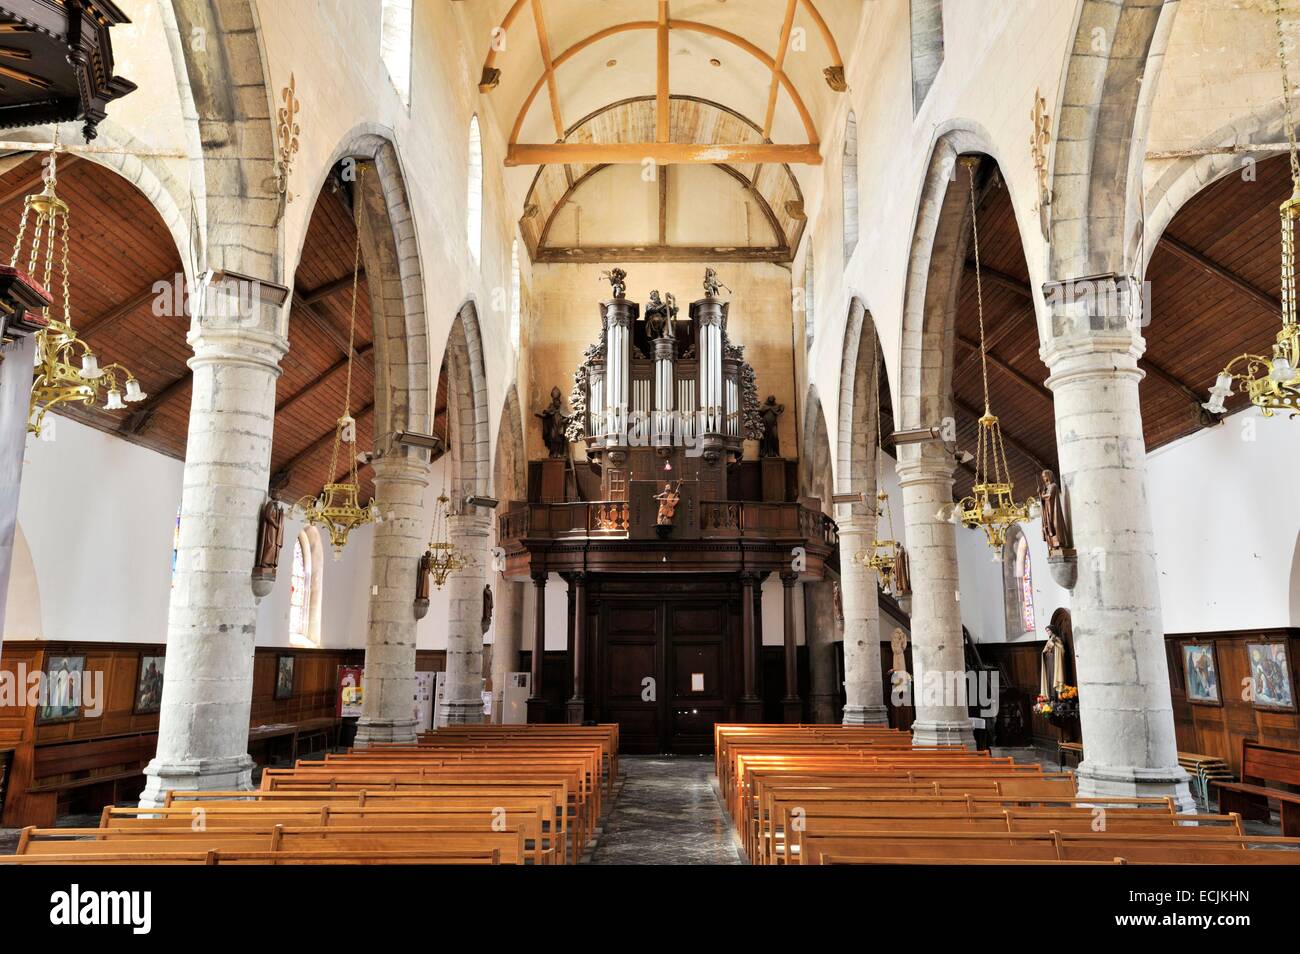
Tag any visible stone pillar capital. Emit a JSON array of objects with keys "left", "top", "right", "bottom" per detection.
[
  {"left": 1041, "top": 331, "right": 1147, "bottom": 390},
  {"left": 895, "top": 452, "right": 955, "bottom": 489},
  {"left": 368, "top": 453, "right": 431, "bottom": 487},
  {"left": 186, "top": 324, "right": 288, "bottom": 376}
]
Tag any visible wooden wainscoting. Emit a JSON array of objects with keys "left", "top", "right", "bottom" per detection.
[
  {"left": 0, "top": 640, "right": 362, "bottom": 828},
  {"left": 1167, "top": 628, "right": 1300, "bottom": 776}
]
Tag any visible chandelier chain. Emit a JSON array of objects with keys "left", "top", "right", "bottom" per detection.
[
  {"left": 1278, "top": 0, "right": 1299, "bottom": 185},
  {"left": 966, "top": 161, "right": 992, "bottom": 414}
]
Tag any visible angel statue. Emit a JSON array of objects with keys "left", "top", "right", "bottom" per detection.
[{"left": 600, "top": 267, "right": 627, "bottom": 299}]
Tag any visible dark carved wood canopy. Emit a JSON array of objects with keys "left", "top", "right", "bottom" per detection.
[{"left": 0, "top": 1, "right": 136, "bottom": 141}]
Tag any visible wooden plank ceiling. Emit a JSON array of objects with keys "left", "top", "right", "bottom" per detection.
[
  {"left": 948, "top": 154, "right": 1291, "bottom": 502},
  {"left": 0, "top": 156, "right": 382, "bottom": 506}
]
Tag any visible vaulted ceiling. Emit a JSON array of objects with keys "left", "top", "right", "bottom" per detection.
[{"left": 463, "top": 0, "right": 862, "bottom": 261}]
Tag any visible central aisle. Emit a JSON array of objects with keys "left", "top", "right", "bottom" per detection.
[{"left": 587, "top": 755, "right": 744, "bottom": 865}]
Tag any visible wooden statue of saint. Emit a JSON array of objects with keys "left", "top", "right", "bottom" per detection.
[
  {"left": 892, "top": 544, "right": 912, "bottom": 597},
  {"left": 1037, "top": 468, "right": 1073, "bottom": 552},
  {"left": 758, "top": 395, "right": 784, "bottom": 458},
  {"left": 253, "top": 499, "right": 285, "bottom": 576},
  {"left": 481, "top": 583, "right": 494, "bottom": 635},
  {"left": 416, "top": 549, "right": 435, "bottom": 602},
  {"left": 535, "top": 386, "right": 570, "bottom": 459}
]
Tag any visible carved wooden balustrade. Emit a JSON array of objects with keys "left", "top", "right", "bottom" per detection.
[{"left": 498, "top": 500, "right": 836, "bottom": 545}]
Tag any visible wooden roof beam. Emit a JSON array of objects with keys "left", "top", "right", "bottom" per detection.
[
  {"left": 79, "top": 271, "right": 177, "bottom": 336},
  {"left": 955, "top": 334, "right": 1053, "bottom": 406},
  {"left": 301, "top": 270, "right": 366, "bottom": 307},
  {"left": 656, "top": 1, "right": 670, "bottom": 143},
  {"left": 506, "top": 142, "right": 822, "bottom": 166},
  {"left": 276, "top": 342, "right": 376, "bottom": 418},
  {"left": 1160, "top": 234, "right": 1280, "bottom": 317},
  {"left": 0, "top": 154, "right": 78, "bottom": 208},
  {"left": 271, "top": 400, "right": 376, "bottom": 494},
  {"left": 763, "top": 0, "right": 799, "bottom": 139},
  {"left": 953, "top": 395, "right": 1053, "bottom": 475},
  {"left": 529, "top": 0, "right": 565, "bottom": 140}
]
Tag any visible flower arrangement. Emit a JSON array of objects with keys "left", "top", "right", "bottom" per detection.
[{"left": 1034, "top": 685, "right": 1079, "bottom": 724}]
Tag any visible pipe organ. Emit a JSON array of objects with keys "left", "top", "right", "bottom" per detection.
[{"left": 568, "top": 271, "right": 761, "bottom": 505}]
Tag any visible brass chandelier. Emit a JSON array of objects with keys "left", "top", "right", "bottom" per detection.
[
  {"left": 950, "top": 158, "right": 1033, "bottom": 550},
  {"left": 423, "top": 484, "right": 465, "bottom": 590},
  {"left": 295, "top": 176, "right": 379, "bottom": 558},
  {"left": 16, "top": 147, "right": 146, "bottom": 437},
  {"left": 1204, "top": 0, "right": 1300, "bottom": 418}
]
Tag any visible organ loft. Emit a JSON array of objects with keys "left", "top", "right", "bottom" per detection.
[{"left": 499, "top": 269, "right": 839, "bottom": 752}]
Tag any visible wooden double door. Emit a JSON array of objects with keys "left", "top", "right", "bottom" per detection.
[{"left": 590, "top": 577, "right": 741, "bottom": 754}]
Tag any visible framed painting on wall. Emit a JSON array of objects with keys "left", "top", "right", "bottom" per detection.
[
  {"left": 133, "top": 654, "right": 166, "bottom": 715},
  {"left": 1182, "top": 642, "right": 1221, "bottom": 706},
  {"left": 1246, "top": 641, "right": 1295, "bottom": 711},
  {"left": 275, "top": 654, "right": 296, "bottom": 700},
  {"left": 37, "top": 655, "right": 85, "bottom": 724}
]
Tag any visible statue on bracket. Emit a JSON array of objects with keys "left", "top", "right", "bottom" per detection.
[
  {"left": 481, "top": 583, "right": 494, "bottom": 635},
  {"left": 645, "top": 289, "right": 678, "bottom": 339},
  {"left": 535, "top": 386, "right": 570, "bottom": 459},
  {"left": 414, "top": 550, "right": 434, "bottom": 620},
  {"left": 252, "top": 498, "right": 285, "bottom": 597},
  {"left": 1037, "top": 468, "right": 1073, "bottom": 553},
  {"left": 600, "top": 267, "right": 628, "bottom": 299},
  {"left": 892, "top": 544, "right": 912, "bottom": 598},
  {"left": 758, "top": 395, "right": 784, "bottom": 458}
]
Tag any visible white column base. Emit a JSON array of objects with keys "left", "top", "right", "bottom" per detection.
[
  {"left": 353, "top": 718, "right": 419, "bottom": 747},
  {"left": 138, "top": 754, "right": 255, "bottom": 808},
  {"left": 1076, "top": 760, "right": 1197, "bottom": 815},
  {"left": 439, "top": 700, "right": 486, "bottom": 725},
  {"left": 842, "top": 704, "right": 890, "bottom": 726},
  {"left": 910, "top": 718, "right": 976, "bottom": 749}
]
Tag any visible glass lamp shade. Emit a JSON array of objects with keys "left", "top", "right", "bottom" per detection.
[
  {"left": 124, "top": 378, "right": 147, "bottom": 402},
  {"left": 104, "top": 388, "right": 125, "bottom": 410},
  {"left": 80, "top": 352, "right": 103, "bottom": 379},
  {"left": 1270, "top": 356, "right": 1295, "bottom": 384}
]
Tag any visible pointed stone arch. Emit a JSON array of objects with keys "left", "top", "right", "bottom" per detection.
[
  {"left": 799, "top": 385, "right": 833, "bottom": 514},
  {"left": 439, "top": 300, "right": 492, "bottom": 511},
  {"left": 1047, "top": 0, "right": 1179, "bottom": 282}
]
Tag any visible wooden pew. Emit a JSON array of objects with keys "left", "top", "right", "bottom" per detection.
[
  {"left": 15, "top": 824, "right": 529, "bottom": 863},
  {"left": 1213, "top": 739, "right": 1300, "bottom": 836},
  {"left": 0, "top": 848, "right": 501, "bottom": 865}
]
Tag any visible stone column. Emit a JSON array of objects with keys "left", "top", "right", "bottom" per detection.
[
  {"left": 780, "top": 572, "right": 802, "bottom": 723},
  {"left": 838, "top": 523, "right": 889, "bottom": 725},
  {"left": 140, "top": 303, "right": 289, "bottom": 806},
  {"left": 738, "top": 572, "right": 762, "bottom": 722},
  {"left": 1040, "top": 303, "right": 1193, "bottom": 810},
  {"left": 488, "top": 574, "right": 525, "bottom": 717},
  {"left": 438, "top": 511, "right": 491, "bottom": 725},
  {"left": 803, "top": 579, "right": 840, "bottom": 724},
  {"left": 526, "top": 571, "right": 548, "bottom": 723},
  {"left": 895, "top": 449, "right": 974, "bottom": 748},
  {"left": 354, "top": 454, "right": 429, "bottom": 746},
  {"left": 566, "top": 572, "right": 588, "bottom": 724}
]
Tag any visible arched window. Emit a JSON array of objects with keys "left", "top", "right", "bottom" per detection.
[
  {"left": 380, "top": 0, "right": 413, "bottom": 106},
  {"left": 289, "top": 527, "right": 323, "bottom": 647},
  {"left": 1002, "top": 525, "right": 1036, "bottom": 639},
  {"left": 169, "top": 506, "right": 181, "bottom": 588},
  {"left": 467, "top": 115, "right": 483, "bottom": 265},
  {"left": 803, "top": 239, "right": 815, "bottom": 349},
  {"left": 509, "top": 238, "right": 521, "bottom": 352},
  {"left": 842, "top": 112, "right": 859, "bottom": 264}
]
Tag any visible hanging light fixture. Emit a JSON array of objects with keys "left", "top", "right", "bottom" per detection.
[
  {"left": 855, "top": 348, "right": 904, "bottom": 593},
  {"left": 422, "top": 483, "right": 465, "bottom": 590},
  {"left": 16, "top": 143, "right": 146, "bottom": 436},
  {"left": 949, "top": 157, "right": 1033, "bottom": 550},
  {"left": 1205, "top": 0, "right": 1300, "bottom": 417},
  {"left": 295, "top": 169, "right": 379, "bottom": 558}
]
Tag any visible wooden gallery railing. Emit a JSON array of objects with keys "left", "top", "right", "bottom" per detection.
[{"left": 498, "top": 501, "right": 837, "bottom": 546}]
